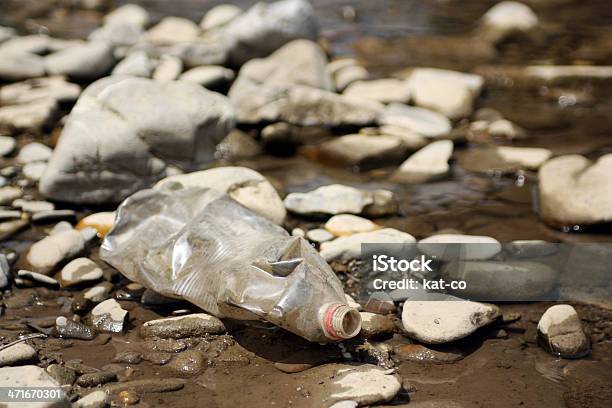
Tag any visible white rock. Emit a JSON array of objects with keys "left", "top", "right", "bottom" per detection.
[
  {"left": 320, "top": 228, "right": 416, "bottom": 262},
  {"left": 524, "top": 65, "right": 612, "bottom": 82},
  {"left": 155, "top": 166, "right": 285, "bottom": 225},
  {"left": 0, "top": 365, "right": 68, "bottom": 408},
  {"left": 144, "top": 17, "right": 200, "bottom": 44},
  {"left": 343, "top": 79, "right": 411, "bottom": 104},
  {"left": 418, "top": 234, "right": 502, "bottom": 261},
  {"left": 17, "top": 269, "right": 59, "bottom": 286},
  {"left": 317, "top": 134, "right": 406, "bottom": 167},
  {"left": 23, "top": 162, "right": 47, "bottom": 181},
  {"left": 486, "top": 119, "right": 526, "bottom": 140},
  {"left": 73, "top": 390, "right": 107, "bottom": 408},
  {"left": 13, "top": 199, "right": 54, "bottom": 213},
  {"left": 495, "top": 146, "right": 552, "bottom": 170},
  {"left": 481, "top": 1, "right": 539, "bottom": 42},
  {"left": 291, "top": 227, "right": 305, "bottom": 237},
  {"left": 112, "top": 51, "right": 154, "bottom": 77},
  {"left": 401, "top": 296, "right": 500, "bottom": 343},
  {"left": 88, "top": 21, "right": 143, "bottom": 47},
  {"left": 0, "top": 99, "right": 57, "bottom": 131},
  {"left": 104, "top": 4, "right": 150, "bottom": 28},
  {"left": 323, "top": 364, "right": 401, "bottom": 406},
  {"left": 76, "top": 212, "right": 115, "bottom": 237},
  {"left": 83, "top": 284, "right": 112, "bottom": 303},
  {"left": 329, "top": 401, "right": 358, "bottom": 408},
  {"left": 0, "top": 76, "right": 81, "bottom": 105},
  {"left": 0, "top": 186, "right": 22, "bottom": 205},
  {"left": 224, "top": 0, "right": 318, "bottom": 65},
  {"left": 179, "top": 66, "right": 235, "bottom": 88},
  {"left": 0, "top": 343, "right": 38, "bottom": 367},
  {"left": 152, "top": 54, "right": 183, "bottom": 81},
  {"left": 60, "top": 258, "right": 103, "bottom": 287},
  {"left": 0, "top": 136, "right": 16, "bottom": 157},
  {"left": 200, "top": 4, "right": 242, "bottom": 31},
  {"left": 393, "top": 140, "right": 453, "bottom": 183},
  {"left": 39, "top": 76, "right": 235, "bottom": 204},
  {"left": 538, "top": 154, "right": 612, "bottom": 227},
  {"left": 44, "top": 41, "right": 115, "bottom": 80},
  {"left": 325, "top": 214, "right": 379, "bottom": 237},
  {"left": 91, "top": 298, "right": 128, "bottom": 333},
  {"left": 407, "top": 68, "right": 483, "bottom": 119},
  {"left": 0, "top": 26, "right": 15, "bottom": 44},
  {"left": 26, "top": 229, "right": 86, "bottom": 274},
  {"left": 306, "top": 228, "right": 334, "bottom": 243},
  {"left": 537, "top": 304, "right": 590, "bottom": 358},
  {"left": 0, "top": 49, "right": 45, "bottom": 81},
  {"left": 378, "top": 125, "right": 428, "bottom": 150},
  {"left": 380, "top": 104, "right": 451, "bottom": 138},
  {"left": 284, "top": 184, "right": 372, "bottom": 216},
  {"left": 334, "top": 65, "right": 369, "bottom": 92}
]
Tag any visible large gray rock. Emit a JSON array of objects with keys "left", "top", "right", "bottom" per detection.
[
  {"left": 538, "top": 154, "right": 612, "bottom": 228},
  {"left": 44, "top": 41, "right": 115, "bottom": 80},
  {"left": 224, "top": 0, "right": 318, "bottom": 65},
  {"left": 40, "top": 76, "right": 234, "bottom": 204}
]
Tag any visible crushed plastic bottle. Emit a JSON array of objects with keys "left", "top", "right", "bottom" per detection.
[{"left": 100, "top": 184, "right": 361, "bottom": 342}]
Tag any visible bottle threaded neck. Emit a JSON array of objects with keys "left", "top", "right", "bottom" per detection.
[{"left": 320, "top": 303, "right": 362, "bottom": 340}]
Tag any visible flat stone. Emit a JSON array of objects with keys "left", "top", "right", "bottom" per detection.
[
  {"left": 537, "top": 304, "right": 590, "bottom": 359},
  {"left": 380, "top": 104, "right": 451, "bottom": 138},
  {"left": 26, "top": 229, "right": 86, "bottom": 274},
  {"left": 306, "top": 228, "right": 334, "bottom": 243},
  {"left": 155, "top": 166, "right": 285, "bottom": 225},
  {"left": 480, "top": 1, "right": 539, "bottom": 42},
  {"left": 507, "top": 240, "right": 558, "bottom": 258},
  {"left": 284, "top": 184, "right": 395, "bottom": 217},
  {"left": 317, "top": 134, "right": 406, "bottom": 168},
  {"left": 343, "top": 79, "right": 411, "bottom": 104},
  {"left": 418, "top": 233, "right": 501, "bottom": 261},
  {"left": 16, "top": 142, "right": 52, "bottom": 164},
  {"left": 90, "top": 299, "right": 128, "bottom": 333},
  {"left": 0, "top": 343, "right": 38, "bottom": 367},
  {"left": 538, "top": 154, "right": 612, "bottom": 227},
  {"left": 167, "top": 350, "right": 206, "bottom": 376},
  {"left": 140, "top": 313, "right": 226, "bottom": 339},
  {"left": 32, "top": 210, "right": 76, "bottom": 224},
  {"left": 101, "top": 378, "right": 185, "bottom": 395},
  {"left": 223, "top": 0, "right": 318, "bottom": 65},
  {"left": 39, "top": 76, "right": 235, "bottom": 204},
  {"left": 60, "top": 258, "right": 103, "bottom": 287},
  {"left": 0, "top": 210, "right": 21, "bottom": 220},
  {"left": 17, "top": 270, "right": 59, "bottom": 286},
  {"left": 89, "top": 21, "right": 144, "bottom": 48},
  {"left": 0, "top": 365, "right": 69, "bottom": 407},
  {"left": 0, "top": 76, "right": 81, "bottom": 105},
  {"left": 442, "top": 260, "right": 559, "bottom": 301},
  {"left": 0, "top": 49, "right": 45, "bottom": 81},
  {"left": 44, "top": 41, "right": 115, "bottom": 80},
  {"left": 0, "top": 136, "right": 16, "bottom": 157},
  {"left": 407, "top": 68, "right": 483, "bottom": 119},
  {"left": 0, "top": 187, "right": 22, "bottom": 205},
  {"left": 0, "top": 100, "right": 57, "bottom": 131},
  {"left": 46, "top": 364, "right": 76, "bottom": 386},
  {"left": 76, "top": 371, "right": 117, "bottom": 387},
  {"left": 524, "top": 65, "right": 612, "bottom": 82},
  {"left": 359, "top": 312, "right": 395, "bottom": 339},
  {"left": 144, "top": 17, "right": 200, "bottom": 45},
  {"left": 0, "top": 219, "right": 28, "bottom": 241},
  {"left": 13, "top": 199, "right": 55, "bottom": 213},
  {"left": 401, "top": 294, "right": 500, "bottom": 344},
  {"left": 73, "top": 390, "right": 107, "bottom": 408},
  {"left": 378, "top": 125, "right": 428, "bottom": 151},
  {"left": 179, "top": 65, "right": 235, "bottom": 89},
  {"left": 393, "top": 140, "right": 453, "bottom": 183},
  {"left": 104, "top": 4, "right": 149, "bottom": 28},
  {"left": 200, "top": 4, "right": 242, "bottom": 31},
  {"left": 23, "top": 162, "right": 47, "bottom": 180},
  {"left": 83, "top": 283, "right": 112, "bottom": 303},
  {"left": 320, "top": 228, "right": 416, "bottom": 262},
  {"left": 325, "top": 214, "right": 379, "bottom": 237},
  {"left": 333, "top": 64, "right": 369, "bottom": 92},
  {"left": 393, "top": 343, "right": 464, "bottom": 364}
]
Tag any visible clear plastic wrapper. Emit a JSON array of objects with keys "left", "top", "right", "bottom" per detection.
[{"left": 100, "top": 184, "right": 361, "bottom": 342}]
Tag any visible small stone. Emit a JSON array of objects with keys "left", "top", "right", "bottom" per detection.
[
  {"left": 13, "top": 199, "right": 55, "bottom": 213},
  {"left": 0, "top": 343, "right": 38, "bottom": 367},
  {"left": 393, "top": 343, "right": 464, "bottom": 364},
  {"left": 329, "top": 401, "right": 358, "bottom": 408},
  {"left": 0, "top": 136, "right": 16, "bottom": 156},
  {"left": 359, "top": 312, "right": 395, "bottom": 339},
  {"left": 334, "top": 64, "right": 369, "bottom": 92},
  {"left": 306, "top": 228, "right": 334, "bottom": 243},
  {"left": 377, "top": 125, "right": 428, "bottom": 151},
  {"left": 55, "top": 316, "right": 96, "bottom": 340},
  {"left": 167, "top": 350, "right": 206, "bottom": 376},
  {"left": 325, "top": 214, "right": 379, "bottom": 236},
  {"left": 112, "top": 351, "right": 142, "bottom": 365},
  {"left": 90, "top": 299, "right": 128, "bottom": 333},
  {"left": 507, "top": 240, "right": 558, "bottom": 258},
  {"left": 26, "top": 229, "right": 86, "bottom": 274},
  {"left": 46, "top": 364, "right": 76, "bottom": 386},
  {"left": 538, "top": 154, "right": 612, "bottom": 227},
  {"left": 145, "top": 17, "right": 200, "bottom": 45},
  {"left": 44, "top": 41, "right": 115, "bottom": 80},
  {"left": 17, "top": 269, "right": 59, "bottom": 286},
  {"left": 343, "top": 79, "right": 411, "bottom": 104},
  {"left": 393, "top": 140, "right": 453, "bottom": 183},
  {"left": 0, "top": 186, "right": 22, "bottom": 205},
  {"left": 140, "top": 313, "right": 226, "bottom": 339},
  {"left": 76, "top": 212, "right": 115, "bottom": 238},
  {"left": 0, "top": 76, "right": 81, "bottom": 105},
  {"left": 488, "top": 119, "right": 526, "bottom": 140},
  {"left": 83, "top": 283, "right": 112, "bottom": 303},
  {"left": 480, "top": 1, "right": 539, "bottom": 43},
  {"left": 537, "top": 305, "right": 590, "bottom": 359},
  {"left": 380, "top": 104, "right": 451, "bottom": 139},
  {"left": 104, "top": 4, "right": 149, "bottom": 28},
  {"left": 200, "top": 4, "right": 242, "bottom": 31},
  {"left": 142, "top": 352, "right": 172, "bottom": 365},
  {"left": 152, "top": 55, "right": 183, "bottom": 81},
  {"left": 179, "top": 65, "right": 235, "bottom": 88},
  {"left": 401, "top": 294, "right": 500, "bottom": 344},
  {"left": 60, "top": 258, "right": 103, "bottom": 287},
  {"left": 317, "top": 134, "right": 406, "bottom": 168},
  {"left": 32, "top": 210, "right": 76, "bottom": 224},
  {"left": 16, "top": 142, "right": 52, "bottom": 164},
  {"left": 320, "top": 229, "right": 416, "bottom": 262},
  {"left": 0, "top": 210, "right": 22, "bottom": 221},
  {"left": 22, "top": 162, "right": 47, "bottom": 181},
  {"left": 73, "top": 389, "right": 108, "bottom": 408},
  {"left": 418, "top": 234, "right": 501, "bottom": 261},
  {"left": 112, "top": 51, "right": 153, "bottom": 77},
  {"left": 77, "top": 371, "right": 117, "bottom": 387},
  {"left": 0, "top": 365, "right": 69, "bottom": 406},
  {"left": 215, "top": 129, "right": 261, "bottom": 161},
  {"left": 0, "top": 219, "right": 28, "bottom": 241},
  {"left": 117, "top": 390, "right": 139, "bottom": 406}
]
